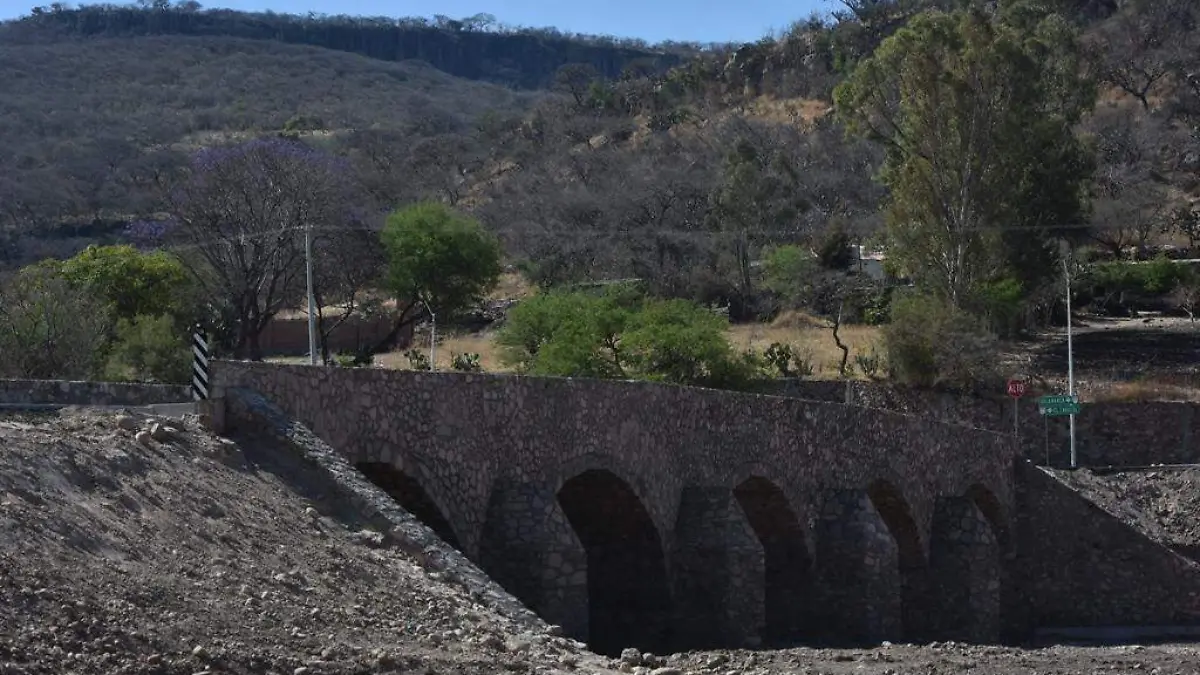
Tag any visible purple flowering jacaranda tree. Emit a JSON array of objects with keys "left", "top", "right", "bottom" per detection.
[{"left": 166, "top": 137, "right": 366, "bottom": 360}]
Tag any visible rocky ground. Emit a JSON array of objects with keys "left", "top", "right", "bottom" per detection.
[
  {"left": 1055, "top": 466, "right": 1200, "bottom": 560},
  {"left": 3, "top": 408, "right": 1200, "bottom": 675}
]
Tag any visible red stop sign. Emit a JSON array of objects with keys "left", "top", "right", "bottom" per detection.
[{"left": 1007, "top": 379, "right": 1027, "bottom": 398}]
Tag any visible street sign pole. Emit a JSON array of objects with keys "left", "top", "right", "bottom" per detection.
[
  {"left": 1006, "top": 377, "right": 1027, "bottom": 451},
  {"left": 1064, "top": 255, "right": 1077, "bottom": 469}
]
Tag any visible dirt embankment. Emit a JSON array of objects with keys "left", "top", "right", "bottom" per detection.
[
  {"left": 0, "top": 409, "right": 604, "bottom": 675},
  {"left": 3, "top": 408, "right": 1200, "bottom": 675},
  {"left": 1054, "top": 466, "right": 1200, "bottom": 559}
]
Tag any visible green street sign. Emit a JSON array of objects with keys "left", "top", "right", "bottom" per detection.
[{"left": 1038, "top": 394, "right": 1081, "bottom": 417}]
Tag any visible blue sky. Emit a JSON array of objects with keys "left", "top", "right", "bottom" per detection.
[{"left": 0, "top": 0, "right": 837, "bottom": 44}]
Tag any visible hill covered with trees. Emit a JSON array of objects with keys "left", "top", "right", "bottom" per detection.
[
  {"left": 1, "top": 0, "right": 1199, "bottom": 391},
  {"left": 7, "top": 3, "right": 696, "bottom": 88}
]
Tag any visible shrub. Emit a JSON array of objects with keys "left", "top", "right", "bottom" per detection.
[
  {"left": 333, "top": 351, "right": 372, "bottom": 368},
  {"left": 104, "top": 314, "right": 191, "bottom": 383},
  {"left": 451, "top": 352, "right": 482, "bottom": 372},
  {"left": 883, "top": 293, "right": 999, "bottom": 391},
  {"left": 854, "top": 347, "right": 884, "bottom": 380},
  {"left": 816, "top": 221, "right": 854, "bottom": 270},
  {"left": 764, "top": 342, "right": 814, "bottom": 378},
  {"left": 970, "top": 277, "right": 1024, "bottom": 337},
  {"left": 0, "top": 268, "right": 111, "bottom": 380},
  {"left": 497, "top": 290, "right": 761, "bottom": 390},
  {"left": 762, "top": 244, "right": 818, "bottom": 308},
  {"left": 405, "top": 349, "right": 431, "bottom": 371}
]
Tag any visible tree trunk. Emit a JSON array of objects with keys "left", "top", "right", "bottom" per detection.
[
  {"left": 832, "top": 300, "right": 850, "bottom": 378},
  {"left": 365, "top": 301, "right": 421, "bottom": 357}
]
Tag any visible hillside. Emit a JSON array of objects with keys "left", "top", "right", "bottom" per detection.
[
  {"left": 8, "top": 5, "right": 692, "bottom": 89},
  {"left": 0, "top": 32, "right": 535, "bottom": 261},
  {"left": 0, "top": 0, "right": 1197, "bottom": 322}
]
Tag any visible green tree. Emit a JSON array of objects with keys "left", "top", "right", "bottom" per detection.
[
  {"left": 621, "top": 299, "right": 752, "bottom": 388},
  {"left": 762, "top": 244, "right": 824, "bottom": 312},
  {"left": 497, "top": 290, "right": 759, "bottom": 389},
  {"left": 834, "top": 3, "right": 1095, "bottom": 308},
  {"left": 0, "top": 267, "right": 111, "bottom": 379},
  {"left": 45, "top": 244, "right": 194, "bottom": 323},
  {"left": 104, "top": 314, "right": 192, "bottom": 383},
  {"left": 883, "top": 292, "right": 999, "bottom": 390},
  {"left": 496, "top": 290, "right": 632, "bottom": 378},
  {"left": 375, "top": 202, "right": 503, "bottom": 354}
]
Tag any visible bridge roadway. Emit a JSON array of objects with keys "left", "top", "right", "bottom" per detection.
[{"left": 212, "top": 361, "right": 1016, "bottom": 654}]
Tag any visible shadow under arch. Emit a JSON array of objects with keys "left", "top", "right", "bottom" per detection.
[
  {"left": 733, "top": 475, "right": 813, "bottom": 645},
  {"left": 965, "top": 483, "right": 1011, "bottom": 551},
  {"left": 926, "top": 482, "right": 1008, "bottom": 643},
  {"left": 866, "top": 479, "right": 926, "bottom": 640},
  {"left": 557, "top": 468, "right": 673, "bottom": 656},
  {"left": 356, "top": 461, "right": 462, "bottom": 551}
]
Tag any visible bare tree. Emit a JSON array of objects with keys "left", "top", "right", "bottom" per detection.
[
  {"left": 307, "top": 217, "right": 387, "bottom": 363},
  {"left": 165, "top": 138, "right": 362, "bottom": 360}
]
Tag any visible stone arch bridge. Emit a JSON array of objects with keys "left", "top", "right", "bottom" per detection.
[{"left": 213, "top": 362, "right": 1017, "bottom": 655}]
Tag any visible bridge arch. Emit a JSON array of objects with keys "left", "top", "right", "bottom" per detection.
[
  {"left": 865, "top": 479, "right": 927, "bottom": 641},
  {"left": 733, "top": 475, "right": 813, "bottom": 644},
  {"left": 927, "top": 483, "right": 1007, "bottom": 642},
  {"left": 556, "top": 467, "right": 673, "bottom": 656},
  {"left": 357, "top": 460, "right": 463, "bottom": 551},
  {"left": 966, "top": 482, "right": 1011, "bottom": 550}
]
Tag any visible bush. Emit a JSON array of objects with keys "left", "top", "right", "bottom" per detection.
[
  {"left": 816, "top": 221, "right": 854, "bottom": 270},
  {"left": 763, "top": 342, "right": 814, "bottom": 378},
  {"left": 405, "top": 349, "right": 431, "bottom": 371},
  {"left": 0, "top": 268, "right": 112, "bottom": 380},
  {"left": 883, "top": 293, "right": 999, "bottom": 391},
  {"left": 333, "top": 351, "right": 372, "bottom": 368},
  {"left": 970, "top": 277, "right": 1024, "bottom": 337},
  {"left": 451, "top": 352, "right": 482, "bottom": 372},
  {"left": 496, "top": 289, "right": 761, "bottom": 390},
  {"left": 104, "top": 314, "right": 191, "bottom": 383},
  {"left": 762, "top": 245, "right": 818, "bottom": 308},
  {"left": 854, "top": 347, "right": 884, "bottom": 380}
]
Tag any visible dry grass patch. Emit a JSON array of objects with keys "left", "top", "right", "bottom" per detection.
[
  {"left": 374, "top": 330, "right": 515, "bottom": 373},
  {"left": 489, "top": 272, "right": 536, "bottom": 301},
  {"left": 726, "top": 311, "right": 885, "bottom": 379},
  {"left": 1084, "top": 378, "right": 1200, "bottom": 403}
]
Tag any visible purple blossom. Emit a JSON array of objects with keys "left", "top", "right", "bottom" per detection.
[
  {"left": 190, "top": 137, "right": 352, "bottom": 175},
  {"left": 123, "top": 219, "right": 177, "bottom": 249}
]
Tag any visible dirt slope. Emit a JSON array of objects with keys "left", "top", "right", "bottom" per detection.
[
  {"left": 0, "top": 408, "right": 600, "bottom": 675},
  {"left": 1054, "top": 467, "right": 1200, "bottom": 558}
]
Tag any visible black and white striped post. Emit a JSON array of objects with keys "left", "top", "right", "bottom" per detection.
[{"left": 191, "top": 325, "right": 210, "bottom": 401}]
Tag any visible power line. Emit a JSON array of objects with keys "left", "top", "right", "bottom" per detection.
[{"left": 144, "top": 220, "right": 1104, "bottom": 255}]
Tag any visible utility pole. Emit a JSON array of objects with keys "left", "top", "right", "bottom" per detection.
[
  {"left": 1063, "top": 254, "right": 1077, "bottom": 469},
  {"left": 421, "top": 300, "right": 437, "bottom": 372},
  {"left": 305, "top": 222, "right": 318, "bottom": 366}
]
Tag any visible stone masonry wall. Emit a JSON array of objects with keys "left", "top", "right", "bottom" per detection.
[
  {"left": 0, "top": 378, "right": 191, "bottom": 406},
  {"left": 210, "top": 361, "right": 1017, "bottom": 565},
  {"left": 211, "top": 361, "right": 1023, "bottom": 649},
  {"left": 1011, "top": 462, "right": 1200, "bottom": 630},
  {"left": 210, "top": 361, "right": 1200, "bottom": 645},
  {"left": 772, "top": 380, "right": 1200, "bottom": 468}
]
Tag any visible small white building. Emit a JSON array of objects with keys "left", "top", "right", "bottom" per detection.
[{"left": 852, "top": 244, "right": 888, "bottom": 282}]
